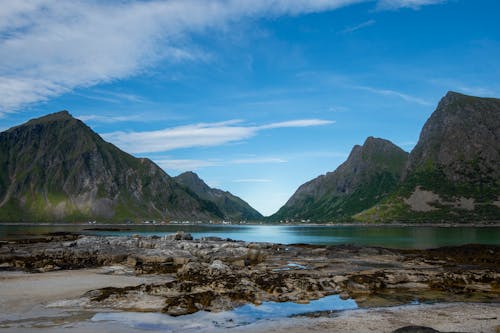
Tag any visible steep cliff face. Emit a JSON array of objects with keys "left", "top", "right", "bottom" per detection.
[
  {"left": 175, "top": 171, "right": 263, "bottom": 221},
  {"left": 271, "top": 137, "right": 408, "bottom": 221},
  {"left": 406, "top": 91, "right": 500, "bottom": 183},
  {"left": 357, "top": 92, "right": 500, "bottom": 222},
  {"left": 0, "top": 111, "right": 223, "bottom": 222}
]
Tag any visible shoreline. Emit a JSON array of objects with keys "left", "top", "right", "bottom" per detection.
[
  {"left": 1, "top": 221, "right": 500, "bottom": 227},
  {"left": 1, "top": 234, "right": 499, "bottom": 331},
  {"left": 0, "top": 268, "right": 498, "bottom": 332}
]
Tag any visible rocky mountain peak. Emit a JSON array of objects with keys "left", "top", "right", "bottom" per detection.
[
  {"left": 178, "top": 171, "right": 202, "bottom": 182},
  {"left": 272, "top": 137, "right": 408, "bottom": 221},
  {"left": 176, "top": 171, "right": 212, "bottom": 193},
  {"left": 337, "top": 136, "right": 408, "bottom": 177},
  {"left": 0, "top": 112, "right": 239, "bottom": 221},
  {"left": 24, "top": 110, "right": 74, "bottom": 125},
  {"left": 406, "top": 92, "right": 500, "bottom": 182}
]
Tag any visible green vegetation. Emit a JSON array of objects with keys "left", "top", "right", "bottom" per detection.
[
  {"left": 0, "top": 111, "right": 255, "bottom": 222},
  {"left": 271, "top": 92, "right": 500, "bottom": 224}
]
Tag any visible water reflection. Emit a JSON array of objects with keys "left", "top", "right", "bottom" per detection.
[{"left": 91, "top": 295, "right": 357, "bottom": 331}]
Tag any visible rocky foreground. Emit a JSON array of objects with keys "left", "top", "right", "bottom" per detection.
[{"left": 0, "top": 232, "right": 499, "bottom": 318}]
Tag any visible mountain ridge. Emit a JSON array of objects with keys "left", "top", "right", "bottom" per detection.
[
  {"left": 272, "top": 91, "right": 500, "bottom": 223},
  {"left": 271, "top": 136, "right": 409, "bottom": 221},
  {"left": 0, "top": 111, "right": 257, "bottom": 222},
  {"left": 174, "top": 171, "right": 263, "bottom": 221}
]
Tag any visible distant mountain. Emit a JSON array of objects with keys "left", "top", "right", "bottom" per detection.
[
  {"left": 272, "top": 91, "right": 500, "bottom": 223},
  {"left": 0, "top": 111, "right": 233, "bottom": 222},
  {"left": 174, "top": 171, "right": 263, "bottom": 221},
  {"left": 357, "top": 92, "right": 500, "bottom": 222},
  {"left": 271, "top": 137, "right": 408, "bottom": 222}
]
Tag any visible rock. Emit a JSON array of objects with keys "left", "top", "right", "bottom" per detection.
[
  {"left": 209, "top": 260, "right": 229, "bottom": 273},
  {"left": 166, "top": 231, "right": 193, "bottom": 241},
  {"left": 392, "top": 326, "right": 440, "bottom": 333},
  {"left": 247, "top": 248, "right": 265, "bottom": 265},
  {"left": 1, "top": 235, "right": 498, "bottom": 315},
  {"left": 333, "top": 275, "right": 348, "bottom": 284}
]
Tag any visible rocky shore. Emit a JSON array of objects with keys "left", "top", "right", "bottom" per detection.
[{"left": 1, "top": 232, "right": 499, "bottom": 319}]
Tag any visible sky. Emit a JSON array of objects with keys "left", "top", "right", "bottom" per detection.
[{"left": 0, "top": 0, "right": 499, "bottom": 216}]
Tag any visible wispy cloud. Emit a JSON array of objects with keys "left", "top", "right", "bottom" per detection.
[
  {"left": 73, "top": 89, "right": 147, "bottom": 104},
  {"left": 377, "top": 0, "right": 446, "bottom": 10},
  {"left": 230, "top": 157, "right": 287, "bottom": 164},
  {"left": 297, "top": 71, "right": 431, "bottom": 106},
  {"left": 351, "top": 85, "right": 432, "bottom": 106},
  {"left": 103, "top": 118, "right": 334, "bottom": 154},
  {"left": 233, "top": 178, "right": 273, "bottom": 183},
  {"left": 156, "top": 159, "right": 220, "bottom": 171},
  {"left": 339, "top": 19, "right": 376, "bottom": 34},
  {"left": 0, "top": 0, "right": 363, "bottom": 115},
  {"left": 429, "top": 78, "right": 498, "bottom": 97},
  {"left": 152, "top": 155, "right": 286, "bottom": 172},
  {"left": 0, "top": 0, "right": 447, "bottom": 115},
  {"left": 259, "top": 119, "right": 333, "bottom": 129},
  {"left": 328, "top": 105, "right": 349, "bottom": 113},
  {"left": 77, "top": 114, "right": 143, "bottom": 123}
]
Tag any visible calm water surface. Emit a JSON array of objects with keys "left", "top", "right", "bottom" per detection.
[
  {"left": 92, "top": 295, "right": 358, "bottom": 331},
  {"left": 1, "top": 224, "right": 499, "bottom": 249}
]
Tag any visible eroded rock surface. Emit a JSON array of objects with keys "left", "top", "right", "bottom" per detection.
[{"left": 1, "top": 233, "right": 498, "bottom": 315}]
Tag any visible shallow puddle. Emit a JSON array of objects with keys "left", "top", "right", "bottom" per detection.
[{"left": 91, "top": 294, "right": 358, "bottom": 331}]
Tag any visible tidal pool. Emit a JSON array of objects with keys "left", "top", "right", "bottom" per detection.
[{"left": 91, "top": 295, "right": 358, "bottom": 331}]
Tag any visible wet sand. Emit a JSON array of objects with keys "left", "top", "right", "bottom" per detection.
[
  {"left": 0, "top": 267, "right": 165, "bottom": 331},
  {"left": 236, "top": 302, "right": 500, "bottom": 333},
  {"left": 0, "top": 268, "right": 499, "bottom": 333}
]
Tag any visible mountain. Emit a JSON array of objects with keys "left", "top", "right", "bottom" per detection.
[
  {"left": 0, "top": 111, "right": 229, "bottom": 222},
  {"left": 272, "top": 91, "right": 500, "bottom": 223},
  {"left": 271, "top": 137, "right": 409, "bottom": 222},
  {"left": 357, "top": 91, "right": 500, "bottom": 222},
  {"left": 174, "top": 171, "right": 263, "bottom": 221},
  {"left": 405, "top": 91, "right": 500, "bottom": 182}
]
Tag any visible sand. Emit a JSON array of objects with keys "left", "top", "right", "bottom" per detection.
[
  {"left": 235, "top": 303, "right": 500, "bottom": 333},
  {"left": 0, "top": 268, "right": 499, "bottom": 333}
]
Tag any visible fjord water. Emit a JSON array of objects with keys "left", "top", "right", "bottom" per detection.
[{"left": 1, "top": 224, "right": 499, "bottom": 249}]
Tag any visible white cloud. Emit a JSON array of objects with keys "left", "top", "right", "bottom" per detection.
[
  {"left": 0, "top": 0, "right": 446, "bottom": 115},
  {"left": 150, "top": 155, "right": 286, "bottom": 173},
  {"left": 156, "top": 159, "right": 220, "bottom": 171},
  {"left": 233, "top": 178, "right": 273, "bottom": 183},
  {"left": 259, "top": 119, "right": 334, "bottom": 129},
  {"left": 0, "top": 0, "right": 366, "bottom": 115},
  {"left": 339, "top": 19, "right": 376, "bottom": 34},
  {"left": 230, "top": 157, "right": 287, "bottom": 164},
  {"left": 377, "top": 0, "right": 446, "bottom": 10},
  {"left": 73, "top": 89, "right": 147, "bottom": 104},
  {"left": 352, "top": 85, "right": 432, "bottom": 106},
  {"left": 428, "top": 78, "right": 498, "bottom": 97},
  {"left": 102, "top": 118, "right": 333, "bottom": 153},
  {"left": 77, "top": 114, "right": 143, "bottom": 123}
]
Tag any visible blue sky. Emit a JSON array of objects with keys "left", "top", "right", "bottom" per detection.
[{"left": 1, "top": 0, "right": 499, "bottom": 215}]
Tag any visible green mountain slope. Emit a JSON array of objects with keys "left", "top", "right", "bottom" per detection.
[
  {"left": 175, "top": 171, "right": 263, "bottom": 221},
  {"left": 0, "top": 111, "right": 225, "bottom": 222},
  {"left": 356, "top": 92, "right": 500, "bottom": 222},
  {"left": 270, "top": 137, "right": 409, "bottom": 222}
]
